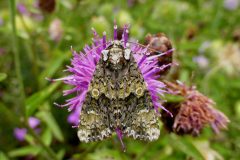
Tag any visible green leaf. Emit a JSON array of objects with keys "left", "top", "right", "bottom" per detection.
[
  {"left": 0, "top": 73, "right": 7, "bottom": 82},
  {"left": 25, "top": 82, "right": 60, "bottom": 116},
  {"left": 235, "top": 101, "right": 240, "bottom": 118},
  {"left": 8, "top": 146, "right": 41, "bottom": 157},
  {"left": 179, "top": 69, "right": 190, "bottom": 83},
  {"left": 41, "top": 128, "right": 53, "bottom": 146},
  {"left": 192, "top": 140, "right": 224, "bottom": 160},
  {"left": 170, "top": 135, "right": 204, "bottom": 160},
  {"left": 25, "top": 134, "right": 35, "bottom": 145},
  {"left": 38, "top": 50, "right": 70, "bottom": 87},
  {"left": 0, "top": 102, "right": 20, "bottom": 125},
  {"left": 0, "top": 151, "right": 9, "bottom": 160},
  {"left": 57, "top": 149, "right": 66, "bottom": 160},
  {"left": 37, "top": 110, "right": 64, "bottom": 142},
  {"left": 163, "top": 94, "right": 185, "bottom": 103}
]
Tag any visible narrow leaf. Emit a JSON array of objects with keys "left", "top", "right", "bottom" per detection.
[
  {"left": 0, "top": 73, "right": 7, "bottom": 82},
  {"left": 0, "top": 151, "right": 9, "bottom": 160},
  {"left": 39, "top": 50, "right": 70, "bottom": 87},
  {"left": 37, "top": 111, "right": 64, "bottom": 142},
  {"left": 8, "top": 146, "right": 41, "bottom": 157},
  {"left": 41, "top": 128, "right": 53, "bottom": 146},
  {"left": 26, "top": 82, "right": 60, "bottom": 116},
  {"left": 170, "top": 135, "right": 204, "bottom": 160}
]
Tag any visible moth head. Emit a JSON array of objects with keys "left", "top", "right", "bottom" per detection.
[{"left": 101, "top": 40, "right": 131, "bottom": 70}]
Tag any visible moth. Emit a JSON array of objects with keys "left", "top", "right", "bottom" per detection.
[{"left": 77, "top": 40, "right": 160, "bottom": 145}]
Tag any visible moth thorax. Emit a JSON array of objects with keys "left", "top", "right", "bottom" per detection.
[
  {"left": 109, "top": 47, "right": 124, "bottom": 65},
  {"left": 107, "top": 47, "right": 127, "bottom": 70},
  {"left": 102, "top": 40, "right": 130, "bottom": 70}
]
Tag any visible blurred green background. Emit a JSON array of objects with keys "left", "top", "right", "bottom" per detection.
[{"left": 0, "top": 0, "right": 240, "bottom": 159}]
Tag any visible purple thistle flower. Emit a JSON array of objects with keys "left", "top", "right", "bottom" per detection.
[
  {"left": 193, "top": 55, "right": 209, "bottom": 69},
  {"left": 67, "top": 106, "right": 81, "bottom": 125},
  {"left": 28, "top": 117, "right": 40, "bottom": 128},
  {"left": 224, "top": 0, "right": 239, "bottom": 10},
  {"left": 132, "top": 46, "right": 174, "bottom": 117},
  {"left": 52, "top": 24, "right": 172, "bottom": 126},
  {"left": 13, "top": 117, "right": 41, "bottom": 141},
  {"left": 0, "top": 48, "right": 6, "bottom": 56},
  {"left": 0, "top": 17, "right": 3, "bottom": 26},
  {"left": 14, "top": 128, "right": 27, "bottom": 142},
  {"left": 17, "top": 2, "right": 44, "bottom": 21},
  {"left": 48, "top": 18, "right": 64, "bottom": 42},
  {"left": 51, "top": 25, "right": 174, "bottom": 148},
  {"left": 17, "top": 3, "right": 28, "bottom": 15}
]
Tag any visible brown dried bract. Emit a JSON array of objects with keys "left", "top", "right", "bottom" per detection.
[
  {"left": 144, "top": 33, "right": 173, "bottom": 76},
  {"left": 161, "top": 81, "right": 229, "bottom": 136},
  {"left": 38, "top": 0, "right": 56, "bottom": 13},
  {"left": 233, "top": 28, "right": 240, "bottom": 42}
]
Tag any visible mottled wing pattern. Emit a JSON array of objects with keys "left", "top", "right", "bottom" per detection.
[
  {"left": 77, "top": 94, "right": 112, "bottom": 142},
  {"left": 78, "top": 49, "right": 160, "bottom": 142},
  {"left": 77, "top": 61, "right": 112, "bottom": 142},
  {"left": 121, "top": 57, "right": 160, "bottom": 141}
]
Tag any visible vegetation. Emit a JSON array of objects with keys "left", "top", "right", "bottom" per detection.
[{"left": 0, "top": 0, "right": 239, "bottom": 159}]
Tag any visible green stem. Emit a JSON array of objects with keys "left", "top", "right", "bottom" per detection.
[
  {"left": 19, "top": 12, "right": 39, "bottom": 89},
  {"left": 202, "top": 64, "right": 222, "bottom": 94},
  {"left": 25, "top": 123, "right": 59, "bottom": 160},
  {"left": 9, "top": 1, "right": 59, "bottom": 159},
  {"left": 133, "top": 143, "right": 151, "bottom": 160},
  {"left": 79, "top": 142, "right": 100, "bottom": 159},
  {"left": 9, "top": 0, "right": 26, "bottom": 114}
]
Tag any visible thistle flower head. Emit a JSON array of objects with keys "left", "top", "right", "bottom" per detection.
[
  {"left": 224, "top": 0, "right": 239, "bottom": 10},
  {"left": 14, "top": 128, "right": 27, "bottom": 142},
  {"left": 49, "top": 18, "right": 63, "bottom": 42},
  {"left": 17, "top": 3, "right": 28, "bottom": 15},
  {"left": 161, "top": 81, "right": 229, "bottom": 136},
  {"left": 52, "top": 24, "right": 173, "bottom": 126},
  {"left": 14, "top": 117, "right": 41, "bottom": 141}
]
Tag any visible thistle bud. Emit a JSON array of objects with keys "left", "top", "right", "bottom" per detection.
[
  {"left": 144, "top": 33, "right": 173, "bottom": 76},
  {"left": 37, "top": 0, "right": 56, "bottom": 13}
]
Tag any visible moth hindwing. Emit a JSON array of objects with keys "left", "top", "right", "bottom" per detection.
[{"left": 77, "top": 40, "right": 160, "bottom": 142}]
